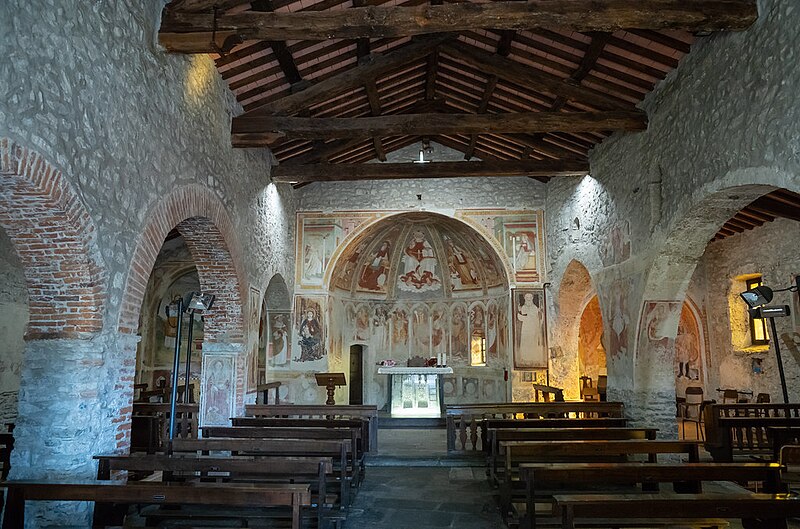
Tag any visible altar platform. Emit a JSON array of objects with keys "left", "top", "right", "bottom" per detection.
[{"left": 377, "top": 366, "right": 453, "bottom": 419}]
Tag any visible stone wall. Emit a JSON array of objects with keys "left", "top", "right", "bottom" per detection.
[
  {"left": 692, "top": 218, "right": 800, "bottom": 401},
  {"left": 546, "top": 0, "right": 800, "bottom": 433},
  {"left": 0, "top": 2, "right": 295, "bottom": 524},
  {"left": 0, "top": 228, "right": 27, "bottom": 424}
]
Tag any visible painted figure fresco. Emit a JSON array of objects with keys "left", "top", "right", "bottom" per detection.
[
  {"left": 267, "top": 312, "right": 291, "bottom": 367},
  {"left": 636, "top": 301, "right": 682, "bottom": 387},
  {"left": 372, "top": 305, "right": 390, "bottom": 351},
  {"left": 247, "top": 286, "right": 261, "bottom": 390},
  {"left": 487, "top": 301, "right": 498, "bottom": 357},
  {"left": 295, "top": 297, "right": 326, "bottom": 362},
  {"left": 355, "top": 304, "right": 370, "bottom": 341},
  {"left": 391, "top": 307, "right": 409, "bottom": 357},
  {"left": 358, "top": 240, "right": 391, "bottom": 292},
  {"left": 675, "top": 301, "right": 704, "bottom": 385},
  {"left": 336, "top": 241, "right": 366, "bottom": 291},
  {"left": 444, "top": 236, "right": 479, "bottom": 290},
  {"left": 578, "top": 295, "right": 606, "bottom": 382},
  {"left": 412, "top": 304, "right": 431, "bottom": 354},
  {"left": 398, "top": 230, "right": 440, "bottom": 292},
  {"left": 513, "top": 289, "right": 547, "bottom": 368},
  {"left": 431, "top": 304, "right": 448, "bottom": 358},
  {"left": 604, "top": 278, "right": 632, "bottom": 359},
  {"left": 599, "top": 221, "right": 631, "bottom": 267},
  {"left": 451, "top": 303, "right": 469, "bottom": 362},
  {"left": 201, "top": 354, "right": 235, "bottom": 426}
]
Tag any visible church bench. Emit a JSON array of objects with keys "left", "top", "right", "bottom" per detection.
[
  {"left": 0, "top": 480, "right": 311, "bottom": 529},
  {"left": 202, "top": 425, "right": 365, "bottom": 484},
  {"left": 479, "top": 418, "right": 630, "bottom": 455},
  {"left": 244, "top": 404, "right": 379, "bottom": 451},
  {"left": 231, "top": 416, "right": 372, "bottom": 452},
  {"left": 131, "top": 403, "right": 200, "bottom": 452},
  {"left": 704, "top": 404, "right": 800, "bottom": 462},
  {"left": 93, "top": 454, "right": 341, "bottom": 527},
  {"left": 445, "top": 402, "right": 625, "bottom": 453},
  {"left": 553, "top": 492, "right": 800, "bottom": 529},
  {"left": 171, "top": 437, "right": 356, "bottom": 504},
  {"left": 518, "top": 462, "right": 784, "bottom": 529},
  {"left": 487, "top": 427, "right": 658, "bottom": 481},
  {"left": 497, "top": 439, "right": 702, "bottom": 506}
]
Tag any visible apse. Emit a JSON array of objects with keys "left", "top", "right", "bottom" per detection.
[{"left": 327, "top": 212, "right": 511, "bottom": 408}]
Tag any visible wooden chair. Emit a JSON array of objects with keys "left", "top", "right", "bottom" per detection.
[
  {"left": 722, "top": 389, "right": 739, "bottom": 404},
  {"left": 758, "top": 393, "right": 771, "bottom": 403},
  {"left": 681, "top": 386, "right": 705, "bottom": 440}
]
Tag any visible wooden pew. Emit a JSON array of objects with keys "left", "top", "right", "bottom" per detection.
[
  {"left": 172, "top": 437, "right": 355, "bottom": 505},
  {"left": 202, "top": 425, "right": 364, "bottom": 482},
  {"left": 480, "top": 418, "right": 630, "bottom": 455},
  {"left": 498, "top": 439, "right": 702, "bottom": 512},
  {"left": 245, "top": 404, "right": 379, "bottom": 451},
  {"left": 704, "top": 403, "right": 800, "bottom": 462},
  {"left": 553, "top": 492, "right": 800, "bottom": 529},
  {"left": 0, "top": 480, "right": 311, "bottom": 529},
  {"left": 488, "top": 427, "right": 658, "bottom": 482},
  {"left": 232, "top": 416, "right": 372, "bottom": 452},
  {"left": 520, "top": 462, "right": 784, "bottom": 529},
  {"left": 446, "top": 402, "right": 625, "bottom": 453},
  {"left": 94, "top": 454, "right": 342, "bottom": 528},
  {"left": 131, "top": 402, "right": 199, "bottom": 452}
]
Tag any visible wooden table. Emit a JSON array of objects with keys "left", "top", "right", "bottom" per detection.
[{"left": 0, "top": 480, "right": 311, "bottom": 529}]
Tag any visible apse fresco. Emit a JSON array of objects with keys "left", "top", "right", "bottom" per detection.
[
  {"left": 456, "top": 209, "right": 546, "bottom": 284},
  {"left": 636, "top": 301, "right": 682, "bottom": 389},
  {"left": 266, "top": 312, "right": 291, "bottom": 367},
  {"left": 331, "top": 213, "right": 508, "bottom": 298}
]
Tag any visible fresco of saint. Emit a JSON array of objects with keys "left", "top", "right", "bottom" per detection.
[
  {"left": 358, "top": 240, "right": 391, "bottom": 292},
  {"left": 398, "top": 230, "right": 440, "bottom": 292}
]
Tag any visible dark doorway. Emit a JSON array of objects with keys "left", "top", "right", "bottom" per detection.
[{"left": 349, "top": 345, "right": 363, "bottom": 405}]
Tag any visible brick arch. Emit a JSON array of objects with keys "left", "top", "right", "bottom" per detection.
[
  {"left": 0, "top": 138, "right": 106, "bottom": 339},
  {"left": 118, "top": 185, "right": 245, "bottom": 343}
]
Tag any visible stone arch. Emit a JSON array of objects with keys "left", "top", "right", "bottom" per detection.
[
  {"left": 551, "top": 259, "right": 601, "bottom": 398},
  {"left": 0, "top": 138, "right": 106, "bottom": 339},
  {"left": 118, "top": 185, "right": 246, "bottom": 343}
]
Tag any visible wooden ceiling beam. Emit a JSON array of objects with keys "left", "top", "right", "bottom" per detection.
[
  {"left": 272, "top": 159, "right": 589, "bottom": 183},
  {"left": 160, "top": 0, "right": 757, "bottom": 50},
  {"left": 440, "top": 42, "right": 629, "bottom": 110},
  {"left": 749, "top": 196, "right": 800, "bottom": 222},
  {"left": 232, "top": 110, "right": 647, "bottom": 144},
  {"left": 242, "top": 34, "right": 453, "bottom": 117}
]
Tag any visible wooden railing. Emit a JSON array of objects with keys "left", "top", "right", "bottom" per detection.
[
  {"left": 703, "top": 403, "right": 800, "bottom": 461},
  {"left": 445, "top": 402, "right": 625, "bottom": 453},
  {"left": 244, "top": 404, "right": 379, "bottom": 451},
  {"left": 131, "top": 403, "right": 200, "bottom": 452}
]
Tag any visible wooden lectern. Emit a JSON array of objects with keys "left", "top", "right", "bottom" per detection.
[{"left": 314, "top": 372, "right": 347, "bottom": 405}]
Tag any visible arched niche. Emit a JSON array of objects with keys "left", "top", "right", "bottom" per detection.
[
  {"left": 259, "top": 274, "right": 292, "bottom": 401},
  {"left": 578, "top": 295, "right": 606, "bottom": 387},
  {"left": 327, "top": 212, "right": 511, "bottom": 407}
]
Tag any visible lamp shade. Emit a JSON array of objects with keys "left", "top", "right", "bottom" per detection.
[
  {"left": 740, "top": 285, "right": 774, "bottom": 308},
  {"left": 185, "top": 291, "right": 215, "bottom": 313}
]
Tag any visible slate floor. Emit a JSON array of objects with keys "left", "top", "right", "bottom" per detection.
[{"left": 345, "top": 428, "right": 505, "bottom": 528}]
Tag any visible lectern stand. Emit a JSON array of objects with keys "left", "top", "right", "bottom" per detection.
[{"left": 315, "top": 372, "right": 347, "bottom": 405}]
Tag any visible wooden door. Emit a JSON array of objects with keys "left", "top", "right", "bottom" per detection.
[{"left": 349, "top": 345, "right": 363, "bottom": 405}]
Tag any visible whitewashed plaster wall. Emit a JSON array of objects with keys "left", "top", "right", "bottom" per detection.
[
  {"left": 546, "top": 0, "right": 800, "bottom": 435},
  {"left": 691, "top": 218, "right": 800, "bottom": 401},
  {"left": 0, "top": 1, "right": 295, "bottom": 523},
  {"left": 0, "top": 229, "right": 28, "bottom": 424}
]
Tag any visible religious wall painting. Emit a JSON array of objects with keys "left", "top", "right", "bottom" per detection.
[
  {"left": 450, "top": 303, "right": 469, "bottom": 363},
  {"left": 357, "top": 239, "right": 393, "bottom": 294},
  {"left": 675, "top": 301, "right": 704, "bottom": 384},
  {"left": 475, "top": 245, "right": 504, "bottom": 289},
  {"left": 443, "top": 235, "right": 481, "bottom": 291},
  {"left": 578, "top": 295, "right": 606, "bottom": 382},
  {"left": 247, "top": 286, "right": 261, "bottom": 390},
  {"left": 635, "top": 301, "right": 682, "bottom": 388},
  {"left": 391, "top": 306, "right": 409, "bottom": 357},
  {"left": 411, "top": 304, "right": 431, "bottom": 356},
  {"left": 483, "top": 378, "right": 498, "bottom": 399},
  {"left": 294, "top": 296, "right": 326, "bottom": 362},
  {"left": 431, "top": 303, "right": 449, "bottom": 359},
  {"left": 344, "top": 303, "right": 358, "bottom": 342},
  {"left": 335, "top": 240, "right": 367, "bottom": 291},
  {"left": 457, "top": 209, "right": 546, "bottom": 284},
  {"left": 487, "top": 300, "right": 499, "bottom": 357},
  {"left": 398, "top": 228, "right": 441, "bottom": 293},
  {"left": 497, "top": 297, "right": 509, "bottom": 352},
  {"left": 462, "top": 377, "right": 479, "bottom": 399},
  {"left": 267, "top": 311, "right": 292, "bottom": 367},
  {"left": 153, "top": 272, "right": 204, "bottom": 368},
  {"left": 372, "top": 304, "right": 391, "bottom": 352},
  {"left": 512, "top": 288, "right": 548, "bottom": 369},
  {"left": 602, "top": 278, "right": 633, "bottom": 360},
  {"left": 355, "top": 304, "right": 371, "bottom": 342},
  {"left": 599, "top": 220, "right": 631, "bottom": 267},
  {"left": 200, "top": 353, "right": 236, "bottom": 426}
]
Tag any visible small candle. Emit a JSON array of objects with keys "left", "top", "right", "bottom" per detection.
[{"left": 443, "top": 352, "right": 447, "bottom": 366}]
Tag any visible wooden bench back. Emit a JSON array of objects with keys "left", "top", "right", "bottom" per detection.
[
  {"left": 231, "top": 417, "right": 371, "bottom": 451},
  {"left": 446, "top": 402, "right": 625, "bottom": 452},
  {"left": 703, "top": 403, "right": 800, "bottom": 461},
  {"left": 171, "top": 437, "right": 351, "bottom": 456},
  {"left": 504, "top": 439, "right": 701, "bottom": 468},
  {"left": 132, "top": 403, "right": 200, "bottom": 451},
  {"left": 244, "top": 404, "right": 378, "bottom": 450}
]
